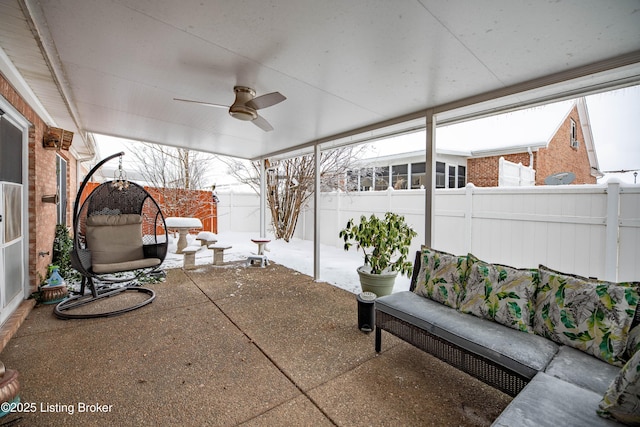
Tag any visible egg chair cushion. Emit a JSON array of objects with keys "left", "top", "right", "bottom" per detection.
[{"left": 85, "top": 214, "right": 161, "bottom": 273}]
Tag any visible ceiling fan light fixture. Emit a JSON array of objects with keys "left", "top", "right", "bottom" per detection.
[
  {"left": 229, "top": 86, "right": 258, "bottom": 121},
  {"left": 229, "top": 104, "right": 258, "bottom": 121}
]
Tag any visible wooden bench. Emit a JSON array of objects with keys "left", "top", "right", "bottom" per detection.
[{"left": 209, "top": 244, "right": 231, "bottom": 265}]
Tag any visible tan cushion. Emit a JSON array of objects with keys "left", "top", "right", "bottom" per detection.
[
  {"left": 85, "top": 214, "right": 145, "bottom": 266},
  {"left": 86, "top": 214, "right": 142, "bottom": 227},
  {"left": 92, "top": 258, "right": 161, "bottom": 274}
]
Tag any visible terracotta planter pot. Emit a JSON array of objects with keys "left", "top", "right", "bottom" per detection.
[
  {"left": 357, "top": 265, "right": 398, "bottom": 297},
  {"left": 0, "top": 366, "right": 19, "bottom": 408},
  {"left": 40, "top": 284, "right": 68, "bottom": 304}
]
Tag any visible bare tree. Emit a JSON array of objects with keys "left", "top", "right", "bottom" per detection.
[
  {"left": 131, "top": 143, "right": 215, "bottom": 217},
  {"left": 221, "top": 146, "right": 364, "bottom": 241},
  {"left": 131, "top": 143, "right": 212, "bottom": 189}
]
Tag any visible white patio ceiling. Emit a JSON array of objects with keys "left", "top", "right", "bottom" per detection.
[{"left": 1, "top": 0, "right": 640, "bottom": 161}]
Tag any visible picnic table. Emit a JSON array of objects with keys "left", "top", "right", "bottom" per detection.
[{"left": 165, "top": 217, "right": 203, "bottom": 253}]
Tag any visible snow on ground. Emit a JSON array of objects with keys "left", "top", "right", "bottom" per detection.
[{"left": 161, "top": 231, "right": 411, "bottom": 295}]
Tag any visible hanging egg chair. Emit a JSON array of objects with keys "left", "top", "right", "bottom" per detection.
[{"left": 54, "top": 152, "right": 168, "bottom": 319}]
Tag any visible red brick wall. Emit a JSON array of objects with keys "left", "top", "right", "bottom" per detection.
[
  {"left": 535, "top": 105, "right": 596, "bottom": 185},
  {"left": 1, "top": 71, "right": 77, "bottom": 290},
  {"left": 467, "top": 104, "right": 595, "bottom": 187}
]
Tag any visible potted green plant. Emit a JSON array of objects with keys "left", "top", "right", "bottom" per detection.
[
  {"left": 51, "top": 224, "right": 74, "bottom": 279},
  {"left": 36, "top": 224, "right": 74, "bottom": 304},
  {"left": 339, "top": 212, "right": 417, "bottom": 297}
]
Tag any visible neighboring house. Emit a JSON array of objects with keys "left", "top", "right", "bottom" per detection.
[
  {"left": 346, "top": 149, "right": 468, "bottom": 191},
  {"left": 463, "top": 98, "right": 602, "bottom": 187},
  {"left": 348, "top": 98, "right": 602, "bottom": 190}
]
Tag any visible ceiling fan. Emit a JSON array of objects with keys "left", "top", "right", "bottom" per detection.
[{"left": 174, "top": 86, "right": 286, "bottom": 132}]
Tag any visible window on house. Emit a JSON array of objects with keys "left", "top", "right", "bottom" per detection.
[
  {"left": 436, "top": 162, "right": 446, "bottom": 188},
  {"left": 360, "top": 168, "right": 373, "bottom": 191},
  {"left": 570, "top": 119, "right": 579, "bottom": 149},
  {"left": 392, "top": 164, "right": 408, "bottom": 189},
  {"left": 346, "top": 169, "right": 359, "bottom": 191},
  {"left": 448, "top": 165, "right": 456, "bottom": 188},
  {"left": 374, "top": 166, "right": 389, "bottom": 191},
  {"left": 56, "top": 154, "right": 67, "bottom": 225},
  {"left": 411, "top": 162, "right": 426, "bottom": 189},
  {"left": 457, "top": 165, "right": 466, "bottom": 188}
]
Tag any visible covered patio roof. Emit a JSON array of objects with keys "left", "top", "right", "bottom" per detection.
[{"left": 0, "top": 0, "right": 639, "bottom": 161}]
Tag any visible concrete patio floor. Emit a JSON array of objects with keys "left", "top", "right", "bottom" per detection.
[{"left": 0, "top": 261, "right": 511, "bottom": 426}]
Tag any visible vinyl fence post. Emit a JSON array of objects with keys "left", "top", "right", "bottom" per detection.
[
  {"left": 464, "top": 183, "right": 474, "bottom": 254},
  {"left": 314, "top": 144, "right": 321, "bottom": 280},
  {"left": 604, "top": 179, "right": 621, "bottom": 282},
  {"left": 260, "top": 159, "right": 267, "bottom": 238}
]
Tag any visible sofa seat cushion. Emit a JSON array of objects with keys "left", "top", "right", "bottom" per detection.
[
  {"left": 533, "top": 265, "right": 640, "bottom": 366},
  {"left": 459, "top": 260, "right": 538, "bottom": 333},
  {"left": 545, "top": 346, "right": 620, "bottom": 395},
  {"left": 376, "top": 291, "right": 559, "bottom": 379},
  {"left": 92, "top": 257, "right": 162, "bottom": 274},
  {"left": 413, "top": 247, "right": 475, "bottom": 309},
  {"left": 492, "top": 372, "right": 620, "bottom": 427}
]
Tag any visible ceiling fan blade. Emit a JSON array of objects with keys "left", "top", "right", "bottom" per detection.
[
  {"left": 252, "top": 115, "right": 274, "bottom": 132},
  {"left": 246, "top": 92, "right": 286, "bottom": 110},
  {"left": 173, "top": 98, "right": 229, "bottom": 109}
]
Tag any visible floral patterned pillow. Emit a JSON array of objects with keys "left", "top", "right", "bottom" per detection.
[
  {"left": 533, "top": 265, "right": 640, "bottom": 366},
  {"left": 598, "top": 348, "right": 640, "bottom": 424},
  {"left": 459, "top": 261, "right": 539, "bottom": 333},
  {"left": 413, "top": 247, "right": 475, "bottom": 309}
]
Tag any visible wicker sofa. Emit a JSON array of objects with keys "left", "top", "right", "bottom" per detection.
[{"left": 374, "top": 247, "right": 640, "bottom": 426}]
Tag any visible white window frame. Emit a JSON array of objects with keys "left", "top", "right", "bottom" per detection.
[{"left": 570, "top": 118, "right": 579, "bottom": 149}]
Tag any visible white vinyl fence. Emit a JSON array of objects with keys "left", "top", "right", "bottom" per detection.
[
  {"left": 216, "top": 192, "right": 262, "bottom": 233},
  {"left": 498, "top": 157, "right": 535, "bottom": 186},
  {"left": 217, "top": 181, "right": 640, "bottom": 282}
]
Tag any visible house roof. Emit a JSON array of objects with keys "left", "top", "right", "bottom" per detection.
[
  {"left": 0, "top": 1, "right": 639, "bottom": 162},
  {"left": 445, "top": 98, "right": 601, "bottom": 175},
  {"left": 437, "top": 99, "right": 576, "bottom": 154}
]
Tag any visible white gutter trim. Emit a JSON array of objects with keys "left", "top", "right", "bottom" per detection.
[{"left": 20, "top": 0, "right": 94, "bottom": 157}]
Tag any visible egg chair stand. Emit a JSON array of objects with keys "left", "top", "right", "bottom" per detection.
[{"left": 54, "top": 152, "right": 168, "bottom": 319}]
